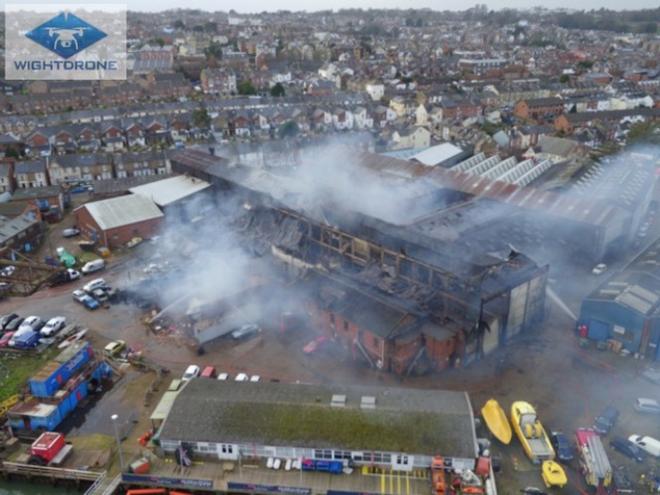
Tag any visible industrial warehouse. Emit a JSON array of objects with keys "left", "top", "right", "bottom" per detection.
[
  {"left": 579, "top": 236, "right": 660, "bottom": 360},
  {"left": 167, "top": 148, "right": 549, "bottom": 373}
]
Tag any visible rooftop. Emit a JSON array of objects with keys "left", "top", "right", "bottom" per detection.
[
  {"left": 160, "top": 380, "right": 477, "bottom": 458},
  {"left": 129, "top": 175, "right": 211, "bottom": 207},
  {"left": 77, "top": 194, "right": 164, "bottom": 231}
]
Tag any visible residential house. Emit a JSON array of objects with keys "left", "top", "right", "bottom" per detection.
[
  {"left": 514, "top": 97, "right": 564, "bottom": 122},
  {"left": 200, "top": 68, "right": 237, "bottom": 95},
  {"left": 122, "top": 120, "right": 146, "bottom": 148},
  {"left": 390, "top": 127, "right": 432, "bottom": 150},
  {"left": 365, "top": 83, "right": 385, "bottom": 101},
  {"left": 15, "top": 159, "right": 48, "bottom": 188},
  {"left": 113, "top": 151, "right": 170, "bottom": 178},
  {"left": 100, "top": 122, "right": 126, "bottom": 151},
  {"left": 389, "top": 96, "right": 408, "bottom": 118},
  {"left": 49, "top": 153, "right": 113, "bottom": 183},
  {"left": 332, "top": 109, "right": 354, "bottom": 131},
  {"left": 0, "top": 162, "right": 14, "bottom": 193},
  {"left": 353, "top": 107, "right": 373, "bottom": 130}
]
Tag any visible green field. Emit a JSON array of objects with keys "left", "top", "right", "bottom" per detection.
[{"left": 0, "top": 349, "right": 57, "bottom": 402}]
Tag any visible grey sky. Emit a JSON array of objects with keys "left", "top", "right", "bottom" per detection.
[{"left": 3, "top": 0, "right": 657, "bottom": 12}]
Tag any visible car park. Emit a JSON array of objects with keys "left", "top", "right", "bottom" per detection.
[
  {"left": 594, "top": 406, "right": 619, "bottom": 434},
  {"left": 81, "top": 259, "right": 105, "bottom": 275},
  {"left": 62, "top": 227, "right": 80, "bottom": 238},
  {"left": 104, "top": 340, "right": 126, "bottom": 357},
  {"left": 40, "top": 317, "right": 66, "bottom": 337},
  {"left": 610, "top": 437, "right": 646, "bottom": 463},
  {"left": 550, "top": 432, "right": 574, "bottom": 463},
  {"left": 633, "top": 398, "right": 660, "bottom": 415},
  {"left": 182, "top": 365, "right": 200, "bottom": 381},
  {"left": 628, "top": 435, "right": 660, "bottom": 458}
]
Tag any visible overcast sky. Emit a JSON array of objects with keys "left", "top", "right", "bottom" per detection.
[{"left": 3, "top": 0, "right": 657, "bottom": 12}]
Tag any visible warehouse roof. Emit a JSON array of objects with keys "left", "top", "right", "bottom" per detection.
[
  {"left": 160, "top": 380, "right": 477, "bottom": 458},
  {"left": 411, "top": 143, "right": 464, "bottom": 167},
  {"left": 78, "top": 194, "right": 163, "bottom": 231},
  {"left": 129, "top": 175, "right": 210, "bottom": 207}
]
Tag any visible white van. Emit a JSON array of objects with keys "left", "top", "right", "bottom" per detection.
[
  {"left": 81, "top": 259, "right": 105, "bottom": 275},
  {"left": 628, "top": 435, "right": 660, "bottom": 457},
  {"left": 83, "top": 278, "right": 107, "bottom": 293}
]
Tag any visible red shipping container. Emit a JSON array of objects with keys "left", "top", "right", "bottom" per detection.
[{"left": 31, "top": 432, "right": 65, "bottom": 463}]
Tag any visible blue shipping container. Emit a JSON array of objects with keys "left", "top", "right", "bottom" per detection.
[{"left": 29, "top": 342, "right": 93, "bottom": 398}]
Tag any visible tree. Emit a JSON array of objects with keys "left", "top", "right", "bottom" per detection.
[
  {"left": 149, "top": 37, "right": 165, "bottom": 47},
  {"left": 278, "top": 120, "right": 299, "bottom": 139},
  {"left": 192, "top": 107, "right": 211, "bottom": 128},
  {"left": 642, "top": 21, "right": 657, "bottom": 33},
  {"left": 205, "top": 42, "right": 224, "bottom": 59},
  {"left": 173, "top": 20, "right": 185, "bottom": 30},
  {"left": 270, "top": 82, "right": 285, "bottom": 97},
  {"left": 559, "top": 74, "right": 570, "bottom": 84},
  {"left": 237, "top": 80, "right": 256, "bottom": 95}
]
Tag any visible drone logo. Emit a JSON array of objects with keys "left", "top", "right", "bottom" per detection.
[{"left": 25, "top": 11, "right": 107, "bottom": 59}]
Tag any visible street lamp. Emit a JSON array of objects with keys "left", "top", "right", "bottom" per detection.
[{"left": 111, "top": 414, "right": 125, "bottom": 470}]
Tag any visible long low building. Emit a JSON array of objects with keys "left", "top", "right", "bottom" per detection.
[{"left": 158, "top": 379, "right": 479, "bottom": 471}]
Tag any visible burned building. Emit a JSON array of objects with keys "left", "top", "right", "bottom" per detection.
[{"left": 169, "top": 149, "right": 548, "bottom": 374}]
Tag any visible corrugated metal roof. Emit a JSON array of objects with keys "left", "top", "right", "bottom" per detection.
[
  {"left": 129, "top": 175, "right": 211, "bottom": 207},
  {"left": 411, "top": 143, "right": 464, "bottom": 166},
  {"left": 615, "top": 291, "right": 653, "bottom": 314},
  {"left": 80, "top": 194, "right": 163, "bottom": 231}
]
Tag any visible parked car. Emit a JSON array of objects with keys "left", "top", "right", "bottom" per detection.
[
  {"left": 41, "top": 317, "right": 66, "bottom": 337},
  {"left": 81, "top": 259, "right": 105, "bottom": 275},
  {"left": 231, "top": 323, "right": 261, "bottom": 340},
  {"left": 12, "top": 330, "right": 40, "bottom": 349},
  {"left": 83, "top": 278, "right": 108, "bottom": 293},
  {"left": 104, "top": 340, "right": 126, "bottom": 357},
  {"left": 217, "top": 372, "right": 230, "bottom": 381},
  {"left": 4, "top": 317, "right": 24, "bottom": 332},
  {"left": 0, "top": 331, "right": 14, "bottom": 347},
  {"left": 592, "top": 263, "right": 607, "bottom": 275},
  {"left": 182, "top": 365, "right": 200, "bottom": 381},
  {"left": 550, "top": 432, "right": 574, "bottom": 463},
  {"left": 235, "top": 373, "right": 248, "bottom": 382},
  {"left": 91, "top": 288, "right": 108, "bottom": 303},
  {"left": 201, "top": 366, "right": 217, "bottom": 378},
  {"left": 0, "top": 313, "right": 19, "bottom": 330},
  {"left": 628, "top": 435, "right": 660, "bottom": 458},
  {"left": 17, "top": 316, "right": 44, "bottom": 334},
  {"left": 73, "top": 290, "right": 100, "bottom": 310},
  {"left": 610, "top": 437, "right": 646, "bottom": 463},
  {"left": 633, "top": 398, "right": 660, "bottom": 415},
  {"left": 594, "top": 406, "right": 619, "bottom": 434},
  {"left": 62, "top": 227, "right": 80, "bottom": 238},
  {"left": 250, "top": 375, "right": 261, "bottom": 382}
]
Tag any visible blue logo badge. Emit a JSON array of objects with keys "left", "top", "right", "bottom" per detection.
[{"left": 25, "top": 11, "right": 107, "bottom": 59}]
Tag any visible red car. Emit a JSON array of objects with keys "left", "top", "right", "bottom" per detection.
[
  {"left": 0, "top": 331, "right": 15, "bottom": 347},
  {"left": 200, "top": 366, "right": 217, "bottom": 378}
]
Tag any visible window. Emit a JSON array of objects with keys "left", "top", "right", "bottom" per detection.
[
  {"left": 329, "top": 313, "right": 335, "bottom": 324},
  {"left": 372, "top": 336, "right": 379, "bottom": 346},
  {"left": 343, "top": 320, "right": 349, "bottom": 331}
]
